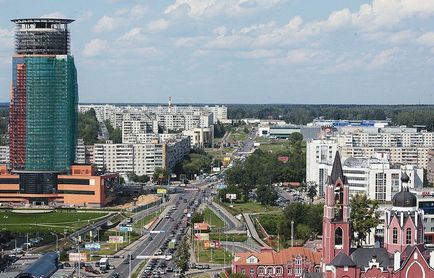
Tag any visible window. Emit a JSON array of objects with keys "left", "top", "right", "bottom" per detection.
[
  {"left": 267, "top": 267, "right": 273, "bottom": 274},
  {"left": 406, "top": 228, "right": 412, "bottom": 244},
  {"left": 375, "top": 173, "right": 386, "bottom": 201},
  {"left": 250, "top": 269, "right": 255, "bottom": 275},
  {"left": 241, "top": 269, "right": 246, "bottom": 274},
  {"left": 258, "top": 267, "right": 264, "bottom": 275},
  {"left": 287, "top": 268, "right": 292, "bottom": 275},
  {"left": 335, "top": 227, "right": 343, "bottom": 246},
  {"left": 393, "top": 227, "right": 398, "bottom": 244},
  {"left": 276, "top": 267, "right": 282, "bottom": 275},
  {"left": 295, "top": 258, "right": 302, "bottom": 276}
]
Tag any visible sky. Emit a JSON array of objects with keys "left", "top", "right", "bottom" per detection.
[{"left": 1, "top": 0, "right": 434, "bottom": 104}]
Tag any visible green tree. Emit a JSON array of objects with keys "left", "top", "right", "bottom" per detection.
[
  {"left": 256, "top": 185, "right": 278, "bottom": 206},
  {"left": 350, "top": 194, "right": 380, "bottom": 247},
  {"left": 152, "top": 168, "right": 168, "bottom": 184},
  {"left": 175, "top": 237, "right": 190, "bottom": 271},
  {"left": 104, "top": 120, "right": 122, "bottom": 143},
  {"left": 306, "top": 182, "right": 318, "bottom": 203},
  {"left": 78, "top": 109, "right": 99, "bottom": 145},
  {"left": 191, "top": 212, "right": 204, "bottom": 224},
  {"left": 296, "top": 223, "right": 312, "bottom": 239}
]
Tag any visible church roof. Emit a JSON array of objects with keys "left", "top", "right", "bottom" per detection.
[
  {"left": 330, "top": 251, "right": 356, "bottom": 267},
  {"left": 392, "top": 187, "right": 417, "bottom": 208},
  {"left": 328, "top": 151, "right": 348, "bottom": 185},
  {"left": 350, "top": 248, "right": 392, "bottom": 269}
]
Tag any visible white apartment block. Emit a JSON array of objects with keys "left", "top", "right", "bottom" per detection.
[
  {"left": 182, "top": 127, "right": 214, "bottom": 148},
  {"left": 78, "top": 104, "right": 227, "bottom": 125},
  {"left": 122, "top": 120, "right": 158, "bottom": 143},
  {"left": 0, "top": 146, "right": 9, "bottom": 165},
  {"left": 75, "top": 138, "right": 86, "bottom": 164},
  {"left": 306, "top": 135, "right": 427, "bottom": 200},
  {"left": 93, "top": 137, "right": 190, "bottom": 177}
]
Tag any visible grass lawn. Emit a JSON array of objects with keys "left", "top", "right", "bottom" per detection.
[
  {"left": 218, "top": 201, "right": 281, "bottom": 215},
  {"left": 229, "top": 130, "right": 248, "bottom": 142},
  {"left": 132, "top": 212, "right": 159, "bottom": 231},
  {"left": 85, "top": 230, "right": 141, "bottom": 258},
  {"left": 209, "top": 233, "right": 247, "bottom": 242},
  {"left": 203, "top": 208, "right": 224, "bottom": 229},
  {"left": 132, "top": 260, "right": 148, "bottom": 278},
  {"left": 194, "top": 242, "right": 233, "bottom": 265},
  {"left": 0, "top": 211, "right": 109, "bottom": 233}
]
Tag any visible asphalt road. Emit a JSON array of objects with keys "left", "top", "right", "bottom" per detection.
[{"left": 109, "top": 190, "right": 199, "bottom": 278}]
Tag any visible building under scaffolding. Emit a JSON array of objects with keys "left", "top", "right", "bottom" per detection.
[{"left": 9, "top": 18, "right": 78, "bottom": 172}]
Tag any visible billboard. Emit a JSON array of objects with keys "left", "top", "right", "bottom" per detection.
[
  {"left": 109, "top": 236, "right": 124, "bottom": 243},
  {"left": 84, "top": 243, "right": 101, "bottom": 251},
  {"left": 157, "top": 188, "right": 167, "bottom": 194},
  {"left": 69, "top": 253, "right": 87, "bottom": 262},
  {"left": 119, "top": 226, "right": 133, "bottom": 233},
  {"left": 204, "top": 240, "right": 221, "bottom": 249},
  {"left": 226, "top": 194, "right": 237, "bottom": 200},
  {"left": 194, "top": 233, "right": 210, "bottom": 241}
]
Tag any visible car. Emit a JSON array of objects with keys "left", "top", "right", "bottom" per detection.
[
  {"left": 203, "top": 264, "right": 210, "bottom": 269},
  {"left": 166, "top": 267, "right": 174, "bottom": 272},
  {"left": 196, "top": 265, "right": 203, "bottom": 269},
  {"left": 113, "top": 273, "right": 120, "bottom": 278},
  {"left": 84, "top": 266, "right": 94, "bottom": 272}
]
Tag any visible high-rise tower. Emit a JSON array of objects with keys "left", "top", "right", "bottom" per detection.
[{"left": 9, "top": 18, "right": 78, "bottom": 173}]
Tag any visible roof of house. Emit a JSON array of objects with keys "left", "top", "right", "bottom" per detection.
[
  {"left": 330, "top": 251, "right": 356, "bottom": 267},
  {"left": 234, "top": 247, "right": 321, "bottom": 266},
  {"left": 350, "top": 248, "right": 392, "bottom": 269}
]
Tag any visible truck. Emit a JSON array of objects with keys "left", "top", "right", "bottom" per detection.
[{"left": 99, "top": 258, "right": 110, "bottom": 270}]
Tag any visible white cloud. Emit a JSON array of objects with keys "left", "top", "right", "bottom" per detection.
[
  {"left": 269, "top": 49, "right": 317, "bottom": 65},
  {"left": 417, "top": 32, "right": 434, "bottom": 46},
  {"left": 40, "top": 12, "right": 67, "bottom": 19},
  {"left": 164, "top": 0, "right": 284, "bottom": 17},
  {"left": 93, "top": 4, "right": 147, "bottom": 33},
  {"left": 368, "top": 47, "right": 402, "bottom": 69},
  {"left": 118, "top": 27, "right": 146, "bottom": 43},
  {"left": 115, "top": 4, "right": 147, "bottom": 18},
  {"left": 148, "top": 19, "right": 170, "bottom": 33},
  {"left": 238, "top": 49, "right": 278, "bottom": 59},
  {"left": 83, "top": 39, "right": 108, "bottom": 57},
  {"left": 0, "top": 28, "right": 14, "bottom": 49},
  {"left": 77, "top": 11, "right": 93, "bottom": 22},
  {"left": 93, "top": 16, "right": 116, "bottom": 33},
  {"left": 330, "top": 48, "right": 402, "bottom": 72}
]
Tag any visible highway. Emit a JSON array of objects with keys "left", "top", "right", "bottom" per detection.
[{"left": 108, "top": 190, "right": 199, "bottom": 277}]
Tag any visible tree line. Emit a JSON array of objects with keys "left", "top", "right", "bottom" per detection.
[{"left": 227, "top": 104, "right": 434, "bottom": 129}]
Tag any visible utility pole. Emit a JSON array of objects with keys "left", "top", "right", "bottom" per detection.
[
  {"left": 291, "top": 220, "right": 294, "bottom": 247},
  {"left": 129, "top": 252, "right": 132, "bottom": 278}
]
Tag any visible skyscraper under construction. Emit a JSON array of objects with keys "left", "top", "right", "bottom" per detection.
[{"left": 9, "top": 18, "right": 78, "bottom": 173}]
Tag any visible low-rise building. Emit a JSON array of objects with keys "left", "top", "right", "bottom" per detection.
[
  {"left": 232, "top": 247, "right": 321, "bottom": 278},
  {"left": 0, "top": 164, "right": 119, "bottom": 207}
]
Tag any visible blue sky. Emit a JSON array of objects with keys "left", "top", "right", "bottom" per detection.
[{"left": 1, "top": 0, "right": 434, "bottom": 104}]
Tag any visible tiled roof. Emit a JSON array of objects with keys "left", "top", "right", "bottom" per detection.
[{"left": 234, "top": 247, "right": 321, "bottom": 266}]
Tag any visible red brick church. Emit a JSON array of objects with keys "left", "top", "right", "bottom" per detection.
[{"left": 322, "top": 152, "right": 434, "bottom": 278}]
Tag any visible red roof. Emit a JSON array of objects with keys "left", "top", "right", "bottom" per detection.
[{"left": 234, "top": 247, "right": 321, "bottom": 266}]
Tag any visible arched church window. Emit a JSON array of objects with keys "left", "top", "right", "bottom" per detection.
[{"left": 335, "top": 227, "right": 343, "bottom": 245}]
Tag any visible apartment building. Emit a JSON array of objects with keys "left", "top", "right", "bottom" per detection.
[
  {"left": 306, "top": 139, "right": 423, "bottom": 200},
  {"left": 78, "top": 104, "right": 227, "bottom": 124},
  {"left": 93, "top": 136, "right": 190, "bottom": 177},
  {"left": 122, "top": 120, "right": 158, "bottom": 143},
  {"left": 0, "top": 146, "right": 9, "bottom": 165}
]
